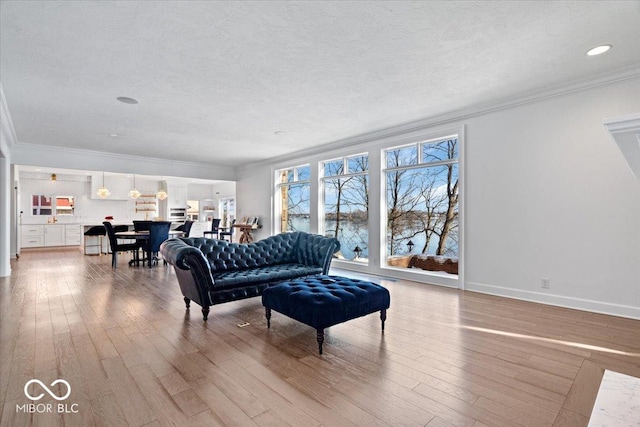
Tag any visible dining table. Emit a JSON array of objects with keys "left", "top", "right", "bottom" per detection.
[{"left": 115, "top": 229, "right": 184, "bottom": 267}]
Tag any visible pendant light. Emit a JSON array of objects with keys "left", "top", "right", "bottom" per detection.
[
  {"left": 157, "top": 177, "right": 168, "bottom": 200},
  {"left": 96, "top": 171, "right": 111, "bottom": 199},
  {"left": 128, "top": 174, "right": 141, "bottom": 199}
]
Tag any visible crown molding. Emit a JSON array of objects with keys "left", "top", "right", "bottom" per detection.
[
  {"left": 239, "top": 66, "right": 640, "bottom": 171},
  {"left": 0, "top": 83, "right": 18, "bottom": 156},
  {"left": 603, "top": 112, "right": 640, "bottom": 181}
]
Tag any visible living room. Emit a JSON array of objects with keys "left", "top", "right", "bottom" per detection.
[{"left": 0, "top": 1, "right": 639, "bottom": 426}]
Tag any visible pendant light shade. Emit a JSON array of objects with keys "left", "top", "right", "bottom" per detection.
[
  {"left": 128, "top": 174, "right": 141, "bottom": 199},
  {"left": 156, "top": 189, "right": 168, "bottom": 200},
  {"left": 97, "top": 172, "right": 111, "bottom": 199},
  {"left": 157, "top": 178, "right": 168, "bottom": 200}
]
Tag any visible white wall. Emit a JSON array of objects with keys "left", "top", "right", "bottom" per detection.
[
  {"left": 236, "top": 167, "right": 272, "bottom": 241},
  {"left": 464, "top": 79, "right": 640, "bottom": 318},
  {"left": 1, "top": 83, "right": 17, "bottom": 276},
  {"left": 237, "top": 77, "right": 640, "bottom": 318}
]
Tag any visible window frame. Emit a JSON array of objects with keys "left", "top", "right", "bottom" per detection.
[
  {"left": 270, "top": 125, "right": 464, "bottom": 290},
  {"left": 319, "top": 153, "right": 370, "bottom": 262},
  {"left": 274, "top": 164, "right": 311, "bottom": 234},
  {"left": 382, "top": 134, "right": 460, "bottom": 275}
]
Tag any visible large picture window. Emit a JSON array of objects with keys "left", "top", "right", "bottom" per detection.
[
  {"left": 272, "top": 130, "right": 461, "bottom": 284},
  {"left": 321, "top": 154, "right": 369, "bottom": 262},
  {"left": 275, "top": 165, "right": 310, "bottom": 233},
  {"left": 384, "top": 137, "right": 459, "bottom": 275}
]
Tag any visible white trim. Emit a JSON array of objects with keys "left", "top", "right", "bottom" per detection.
[
  {"left": 457, "top": 125, "right": 466, "bottom": 290},
  {"left": 0, "top": 83, "right": 18, "bottom": 154},
  {"left": 603, "top": 113, "right": 640, "bottom": 180},
  {"left": 466, "top": 281, "right": 640, "bottom": 320},
  {"left": 332, "top": 259, "right": 460, "bottom": 288}
]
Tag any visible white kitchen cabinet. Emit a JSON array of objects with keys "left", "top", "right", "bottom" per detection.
[
  {"left": 44, "top": 225, "right": 64, "bottom": 246},
  {"left": 21, "top": 224, "right": 82, "bottom": 248},
  {"left": 44, "top": 225, "right": 65, "bottom": 246},
  {"left": 167, "top": 185, "right": 187, "bottom": 209},
  {"left": 64, "top": 225, "right": 82, "bottom": 246},
  {"left": 21, "top": 225, "right": 44, "bottom": 248}
]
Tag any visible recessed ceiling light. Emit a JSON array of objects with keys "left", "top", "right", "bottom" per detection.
[
  {"left": 116, "top": 96, "right": 139, "bottom": 104},
  {"left": 108, "top": 133, "right": 119, "bottom": 138},
  {"left": 587, "top": 44, "right": 612, "bottom": 56}
]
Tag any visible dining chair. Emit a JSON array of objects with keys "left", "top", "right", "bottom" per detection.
[
  {"left": 203, "top": 218, "right": 221, "bottom": 239},
  {"left": 103, "top": 222, "right": 140, "bottom": 268},
  {"left": 175, "top": 220, "right": 194, "bottom": 237},
  {"left": 219, "top": 219, "right": 235, "bottom": 242},
  {"left": 141, "top": 221, "right": 171, "bottom": 267},
  {"left": 133, "top": 220, "right": 152, "bottom": 232}
]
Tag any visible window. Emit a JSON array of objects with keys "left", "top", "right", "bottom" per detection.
[
  {"left": 321, "top": 154, "right": 369, "bottom": 262},
  {"left": 271, "top": 129, "right": 462, "bottom": 286},
  {"left": 218, "top": 198, "right": 235, "bottom": 229},
  {"left": 55, "top": 196, "right": 75, "bottom": 216},
  {"left": 275, "top": 165, "right": 310, "bottom": 233},
  {"left": 384, "top": 137, "right": 459, "bottom": 274},
  {"left": 31, "top": 195, "right": 53, "bottom": 215}
]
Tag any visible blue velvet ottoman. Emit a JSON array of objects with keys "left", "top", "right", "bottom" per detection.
[{"left": 262, "top": 275, "right": 391, "bottom": 354}]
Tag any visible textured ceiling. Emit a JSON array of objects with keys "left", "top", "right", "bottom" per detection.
[{"left": 1, "top": 1, "right": 639, "bottom": 167}]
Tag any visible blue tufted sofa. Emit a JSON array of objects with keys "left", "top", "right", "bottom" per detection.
[{"left": 160, "top": 231, "right": 340, "bottom": 320}]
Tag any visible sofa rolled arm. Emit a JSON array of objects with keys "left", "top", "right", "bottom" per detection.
[
  {"left": 295, "top": 233, "right": 340, "bottom": 274},
  {"left": 161, "top": 238, "right": 205, "bottom": 270},
  {"left": 160, "top": 238, "right": 216, "bottom": 295}
]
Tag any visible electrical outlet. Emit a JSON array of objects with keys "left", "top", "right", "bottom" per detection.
[{"left": 541, "top": 278, "right": 550, "bottom": 289}]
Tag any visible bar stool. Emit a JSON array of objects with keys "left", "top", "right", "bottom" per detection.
[{"left": 83, "top": 225, "right": 106, "bottom": 255}]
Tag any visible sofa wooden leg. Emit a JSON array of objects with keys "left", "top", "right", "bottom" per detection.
[
  {"left": 265, "top": 307, "right": 271, "bottom": 328},
  {"left": 380, "top": 309, "right": 387, "bottom": 332},
  {"left": 202, "top": 307, "right": 210, "bottom": 321},
  {"left": 184, "top": 297, "right": 190, "bottom": 309},
  {"left": 317, "top": 329, "right": 324, "bottom": 354}
]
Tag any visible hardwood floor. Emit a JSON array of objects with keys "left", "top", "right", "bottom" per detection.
[{"left": 1, "top": 248, "right": 638, "bottom": 427}]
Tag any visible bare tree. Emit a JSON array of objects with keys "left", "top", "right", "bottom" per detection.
[
  {"left": 436, "top": 140, "right": 459, "bottom": 255},
  {"left": 386, "top": 151, "right": 424, "bottom": 255},
  {"left": 385, "top": 140, "right": 459, "bottom": 257}
]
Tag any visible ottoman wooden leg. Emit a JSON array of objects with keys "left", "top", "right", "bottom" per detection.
[
  {"left": 202, "top": 307, "right": 210, "bottom": 321},
  {"left": 381, "top": 309, "right": 387, "bottom": 331},
  {"left": 184, "top": 297, "right": 190, "bottom": 309},
  {"left": 265, "top": 307, "right": 272, "bottom": 328},
  {"left": 317, "top": 329, "right": 324, "bottom": 354}
]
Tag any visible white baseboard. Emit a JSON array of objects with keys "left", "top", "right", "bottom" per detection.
[{"left": 466, "top": 281, "right": 640, "bottom": 320}]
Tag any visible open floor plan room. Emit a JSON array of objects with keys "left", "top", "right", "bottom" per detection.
[{"left": 1, "top": 248, "right": 638, "bottom": 426}]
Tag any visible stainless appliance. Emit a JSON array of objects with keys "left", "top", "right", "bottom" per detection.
[{"left": 169, "top": 208, "right": 187, "bottom": 221}]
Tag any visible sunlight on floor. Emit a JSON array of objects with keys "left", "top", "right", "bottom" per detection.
[{"left": 459, "top": 325, "right": 640, "bottom": 358}]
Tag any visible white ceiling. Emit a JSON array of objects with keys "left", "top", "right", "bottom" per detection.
[{"left": 1, "top": 1, "right": 639, "bottom": 167}]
